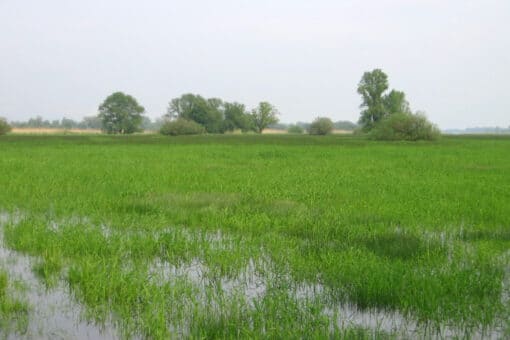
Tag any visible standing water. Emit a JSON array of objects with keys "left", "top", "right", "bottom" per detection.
[{"left": 0, "top": 212, "right": 121, "bottom": 339}]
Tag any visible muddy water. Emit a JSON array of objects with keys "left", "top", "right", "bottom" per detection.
[{"left": 0, "top": 213, "right": 121, "bottom": 340}]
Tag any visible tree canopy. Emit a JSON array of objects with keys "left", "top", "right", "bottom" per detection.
[
  {"left": 357, "top": 69, "right": 389, "bottom": 130},
  {"left": 223, "top": 102, "right": 253, "bottom": 132},
  {"left": 166, "top": 94, "right": 260, "bottom": 133},
  {"left": 167, "top": 94, "right": 227, "bottom": 133},
  {"left": 251, "top": 102, "right": 279, "bottom": 133},
  {"left": 98, "top": 92, "right": 145, "bottom": 134},
  {"left": 308, "top": 117, "right": 334, "bottom": 135}
]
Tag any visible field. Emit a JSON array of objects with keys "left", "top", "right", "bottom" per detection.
[
  {"left": 10, "top": 128, "right": 103, "bottom": 134},
  {"left": 0, "top": 134, "right": 509, "bottom": 338}
]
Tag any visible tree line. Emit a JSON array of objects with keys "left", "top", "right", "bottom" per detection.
[
  {"left": 94, "top": 69, "right": 439, "bottom": 139},
  {"left": 1, "top": 69, "right": 442, "bottom": 139}
]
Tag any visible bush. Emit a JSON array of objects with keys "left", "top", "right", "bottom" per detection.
[
  {"left": 308, "top": 117, "right": 334, "bottom": 135},
  {"left": 0, "top": 118, "right": 11, "bottom": 135},
  {"left": 160, "top": 119, "right": 206, "bottom": 136},
  {"left": 287, "top": 125, "right": 304, "bottom": 134},
  {"left": 369, "top": 112, "right": 440, "bottom": 141}
]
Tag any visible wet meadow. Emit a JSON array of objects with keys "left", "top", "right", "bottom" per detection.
[{"left": 0, "top": 134, "right": 509, "bottom": 338}]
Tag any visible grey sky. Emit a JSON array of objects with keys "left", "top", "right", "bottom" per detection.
[{"left": 1, "top": 0, "right": 509, "bottom": 129}]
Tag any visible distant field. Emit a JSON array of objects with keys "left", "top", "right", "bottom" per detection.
[
  {"left": 262, "top": 128, "right": 352, "bottom": 134},
  {"left": 10, "top": 127, "right": 353, "bottom": 135},
  {"left": 11, "top": 128, "right": 102, "bottom": 134},
  {"left": 0, "top": 134, "right": 509, "bottom": 338}
]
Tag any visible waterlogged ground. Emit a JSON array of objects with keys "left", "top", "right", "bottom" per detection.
[{"left": 0, "top": 134, "right": 509, "bottom": 338}]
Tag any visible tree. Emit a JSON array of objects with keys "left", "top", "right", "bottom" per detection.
[
  {"left": 0, "top": 118, "right": 11, "bottom": 135},
  {"left": 98, "top": 92, "right": 145, "bottom": 134},
  {"left": 308, "top": 117, "right": 334, "bottom": 135},
  {"left": 358, "top": 69, "right": 416, "bottom": 132},
  {"left": 251, "top": 102, "right": 279, "bottom": 133},
  {"left": 383, "top": 90, "right": 411, "bottom": 116},
  {"left": 357, "top": 69, "right": 389, "bottom": 131},
  {"left": 166, "top": 94, "right": 224, "bottom": 133},
  {"left": 223, "top": 102, "right": 252, "bottom": 132}
]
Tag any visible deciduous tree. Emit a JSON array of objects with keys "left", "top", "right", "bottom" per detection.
[
  {"left": 98, "top": 92, "right": 145, "bottom": 134},
  {"left": 251, "top": 102, "right": 279, "bottom": 133},
  {"left": 357, "top": 69, "right": 389, "bottom": 131}
]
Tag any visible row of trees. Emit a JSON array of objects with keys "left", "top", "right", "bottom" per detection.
[
  {"left": 7, "top": 115, "right": 164, "bottom": 131},
  {"left": 164, "top": 94, "right": 278, "bottom": 134},
  {"left": 10, "top": 116, "right": 102, "bottom": 130},
  {"left": 2, "top": 69, "right": 441, "bottom": 140},
  {"left": 97, "top": 93, "right": 361, "bottom": 136},
  {"left": 98, "top": 92, "right": 280, "bottom": 135},
  {"left": 95, "top": 69, "right": 437, "bottom": 139}
]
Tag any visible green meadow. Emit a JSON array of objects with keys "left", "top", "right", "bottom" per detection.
[{"left": 0, "top": 134, "right": 509, "bottom": 338}]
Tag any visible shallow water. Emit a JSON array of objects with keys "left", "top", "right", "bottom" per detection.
[
  {"left": 1, "top": 211, "right": 508, "bottom": 339},
  {"left": 0, "top": 212, "right": 121, "bottom": 340}
]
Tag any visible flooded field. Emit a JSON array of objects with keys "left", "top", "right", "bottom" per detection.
[{"left": 0, "top": 135, "right": 509, "bottom": 338}]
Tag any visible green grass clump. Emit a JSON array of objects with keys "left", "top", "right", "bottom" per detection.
[
  {"left": 0, "top": 270, "right": 29, "bottom": 335},
  {"left": 0, "top": 134, "right": 509, "bottom": 338}
]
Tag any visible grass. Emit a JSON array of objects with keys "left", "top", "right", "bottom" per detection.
[
  {"left": 0, "top": 269, "right": 29, "bottom": 335},
  {"left": 0, "top": 134, "right": 509, "bottom": 338}
]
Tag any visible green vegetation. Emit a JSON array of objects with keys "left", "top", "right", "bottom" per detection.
[
  {"left": 0, "top": 270, "right": 29, "bottom": 334},
  {"left": 357, "top": 69, "right": 438, "bottom": 140},
  {"left": 0, "top": 134, "right": 509, "bottom": 338},
  {"left": 369, "top": 112, "right": 441, "bottom": 141},
  {"left": 165, "top": 94, "right": 280, "bottom": 134},
  {"left": 251, "top": 101, "right": 279, "bottom": 133},
  {"left": 334, "top": 120, "right": 358, "bottom": 131},
  {"left": 0, "top": 118, "right": 11, "bottom": 135},
  {"left": 308, "top": 117, "right": 334, "bottom": 135},
  {"left": 98, "top": 92, "right": 145, "bottom": 134},
  {"left": 287, "top": 125, "right": 304, "bottom": 134},
  {"left": 160, "top": 118, "right": 206, "bottom": 136},
  {"left": 166, "top": 94, "right": 227, "bottom": 133}
]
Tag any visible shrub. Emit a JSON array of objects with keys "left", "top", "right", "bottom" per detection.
[
  {"left": 308, "top": 117, "right": 334, "bottom": 135},
  {"left": 287, "top": 125, "right": 304, "bottom": 134},
  {"left": 160, "top": 119, "right": 206, "bottom": 136},
  {"left": 0, "top": 118, "right": 11, "bottom": 135},
  {"left": 369, "top": 112, "right": 440, "bottom": 141}
]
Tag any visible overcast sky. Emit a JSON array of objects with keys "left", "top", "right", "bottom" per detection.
[{"left": 1, "top": 0, "right": 509, "bottom": 129}]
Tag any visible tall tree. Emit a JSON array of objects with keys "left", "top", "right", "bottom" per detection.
[
  {"left": 357, "top": 69, "right": 389, "bottom": 131},
  {"left": 383, "top": 90, "right": 411, "bottom": 116},
  {"left": 98, "top": 92, "right": 145, "bottom": 134},
  {"left": 251, "top": 102, "right": 279, "bottom": 133}
]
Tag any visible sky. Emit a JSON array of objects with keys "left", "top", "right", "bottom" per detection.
[{"left": 1, "top": 0, "right": 509, "bottom": 129}]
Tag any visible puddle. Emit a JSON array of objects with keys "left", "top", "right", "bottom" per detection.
[{"left": 0, "top": 212, "right": 121, "bottom": 340}]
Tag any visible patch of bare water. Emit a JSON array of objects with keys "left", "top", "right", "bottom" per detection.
[{"left": 0, "top": 212, "right": 122, "bottom": 340}]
